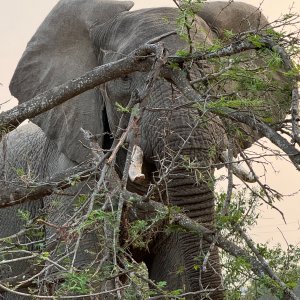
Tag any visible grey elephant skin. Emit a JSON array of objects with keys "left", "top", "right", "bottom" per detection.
[{"left": 0, "top": 1, "right": 291, "bottom": 299}]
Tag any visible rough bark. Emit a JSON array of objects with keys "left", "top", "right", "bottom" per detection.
[
  {"left": 165, "top": 68, "right": 300, "bottom": 169},
  {"left": 0, "top": 163, "right": 97, "bottom": 208},
  {"left": 0, "top": 44, "right": 157, "bottom": 137}
]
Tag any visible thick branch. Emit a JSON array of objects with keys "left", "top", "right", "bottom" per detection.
[
  {"left": 171, "top": 35, "right": 293, "bottom": 69},
  {"left": 0, "top": 44, "right": 157, "bottom": 136},
  {"left": 129, "top": 199, "right": 263, "bottom": 277},
  {"left": 0, "top": 163, "right": 96, "bottom": 208},
  {"left": 165, "top": 68, "right": 300, "bottom": 169},
  {"left": 0, "top": 162, "right": 275, "bottom": 278},
  {"left": 224, "top": 110, "right": 300, "bottom": 169},
  {"left": 237, "top": 226, "right": 299, "bottom": 300},
  {"left": 291, "top": 88, "right": 300, "bottom": 145},
  {"left": 127, "top": 198, "right": 298, "bottom": 299},
  {"left": 1, "top": 162, "right": 297, "bottom": 298}
]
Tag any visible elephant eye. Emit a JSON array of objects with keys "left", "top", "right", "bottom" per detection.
[{"left": 122, "top": 75, "right": 130, "bottom": 82}]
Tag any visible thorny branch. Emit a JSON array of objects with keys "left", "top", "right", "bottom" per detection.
[
  {"left": 0, "top": 163, "right": 97, "bottom": 208},
  {"left": 0, "top": 43, "right": 158, "bottom": 137},
  {"left": 2, "top": 183, "right": 297, "bottom": 297},
  {"left": 236, "top": 226, "right": 299, "bottom": 300},
  {"left": 0, "top": 282, "right": 130, "bottom": 299},
  {"left": 0, "top": 22, "right": 300, "bottom": 299},
  {"left": 165, "top": 68, "right": 300, "bottom": 169}
]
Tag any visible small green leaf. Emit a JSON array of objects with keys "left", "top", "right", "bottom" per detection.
[
  {"left": 223, "top": 29, "right": 235, "bottom": 39},
  {"left": 248, "top": 34, "right": 265, "bottom": 48},
  {"left": 17, "top": 209, "right": 30, "bottom": 222},
  {"left": 16, "top": 168, "right": 25, "bottom": 177},
  {"left": 176, "top": 49, "right": 190, "bottom": 57},
  {"left": 170, "top": 288, "right": 183, "bottom": 296},
  {"left": 157, "top": 281, "right": 167, "bottom": 288},
  {"left": 115, "top": 102, "right": 130, "bottom": 113}
]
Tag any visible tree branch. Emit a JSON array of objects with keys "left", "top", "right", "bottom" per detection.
[
  {"left": 0, "top": 163, "right": 97, "bottom": 208},
  {"left": 0, "top": 44, "right": 160, "bottom": 137},
  {"left": 164, "top": 68, "right": 300, "bottom": 169},
  {"left": 1, "top": 165, "right": 298, "bottom": 298},
  {"left": 236, "top": 225, "right": 299, "bottom": 300},
  {"left": 127, "top": 197, "right": 299, "bottom": 299}
]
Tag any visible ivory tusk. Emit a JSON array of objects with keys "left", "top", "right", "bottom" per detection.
[
  {"left": 221, "top": 150, "right": 255, "bottom": 183},
  {"left": 129, "top": 145, "right": 146, "bottom": 183}
]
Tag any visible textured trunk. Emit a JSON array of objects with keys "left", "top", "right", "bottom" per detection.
[
  {"left": 141, "top": 80, "right": 226, "bottom": 299},
  {"left": 145, "top": 166, "right": 224, "bottom": 300},
  {"left": 145, "top": 174, "right": 223, "bottom": 300}
]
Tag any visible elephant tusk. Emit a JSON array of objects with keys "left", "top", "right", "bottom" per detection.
[
  {"left": 129, "top": 145, "right": 146, "bottom": 183},
  {"left": 221, "top": 150, "right": 255, "bottom": 183}
]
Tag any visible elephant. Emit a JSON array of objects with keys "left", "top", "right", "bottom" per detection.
[
  {"left": 197, "top": 1, "right": 269, "bottom": 38},
  {"left": 0, "top": 1, "right": 292, "bottom": 299}
]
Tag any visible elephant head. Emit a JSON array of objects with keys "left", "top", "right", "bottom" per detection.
[{"left": 8, "top": 1, "right": 291, "bottom": 299}]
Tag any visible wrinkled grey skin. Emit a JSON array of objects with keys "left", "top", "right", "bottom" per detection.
[
  {"left": 0, "top": 1, "right": 291, "bottom": 299},
  {"left": 198, "top": 1, "right": 269, "bottom": 38}
]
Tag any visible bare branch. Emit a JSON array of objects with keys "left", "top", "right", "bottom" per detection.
[
  {"left": 236, "top": 226, "right": 299, "bottom": 300},
  {"left": 291, "top": 87, "right": 300, "bottom": 145},
  {"left": 0, "top": 163, "right": 96, "bottom": 208},
  {"left": 164, "top": 68, "right": 300, "bottom": 169},
  {"left": 0, "top": 44, "right": 160, "bottom": 137},
  {"left": 0, "top": 282, "right": 130, "bottom": 299}
]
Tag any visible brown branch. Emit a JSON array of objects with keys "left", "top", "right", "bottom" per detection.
[
  {"left": 236, "top": 226, "right": 299, "bottom": 300},
  {"left": 128, "top": 200, "right": 254, "bottom": 272},
  {"left": 226, "top": 110, "right": 300, "bottom": 169},
  {"left": 148, "top": 288, "right": 225, "bottom": 300},
  {"left": 291, "top": 87, "right": 300, "bottom": 145},
  {"left": 0, "top": 44, "right": 159, "bottom": 137},
  {"left": 127, "top": 198, "right": 298, "bottom": 299},
  {"left": 164, "top": 68, "right": 300, "bottom": 169},
  {"left": 170, "top": 35, "right": 294, "bottom": 69},
  {"left": 1, "top": 170, "right": 297, "bottom": 298},
  {"left": 0, "top": 163, "right": 268, "bottom": 279},
  {"left": 0, "top": 163, "right": 97, "bottom": 208},
  {"left": 0, "top": 282, "right": 130, "bottom": 299}
]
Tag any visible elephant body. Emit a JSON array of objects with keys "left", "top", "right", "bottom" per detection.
[{"left": 0, "top": 1, "right": 291, "bottom": 299}]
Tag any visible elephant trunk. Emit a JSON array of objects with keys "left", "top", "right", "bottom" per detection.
[
  {"left": 169, "top": 164, "right": 224, "bottom": 296},
  {"left": 141, "top": 82, "right": 226, "bottom": 299},
  {"left": 149, "top": 149, "right": 224, "bottom": 299}
]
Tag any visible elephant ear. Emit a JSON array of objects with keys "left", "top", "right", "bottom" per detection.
[
  {"left": 9, "top": 0, "right": 134, "bottom": 164},
  {"left": 198, "top": 1, "right": 268, "bottom": 38}
]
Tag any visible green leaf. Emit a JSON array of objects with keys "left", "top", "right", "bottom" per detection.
[
  {"left": 157, "top": 281, "right": 167, "bottom": 288},
  {"left": 248, "top": 34, "right": 265, "bottom": 48},
  {"left": 115, "top": 102, "right": 130, "bottom": 113},
  {"left": 17, "top": 209, "right": 30, "bottom": 222},
  {"left": 170, "top": 288, "right": 183, "bottom": 296},
  {"left": 176, "top": 49, "right": 190, "bottom": 57},
  {"left": 16, "top": 168, "right": 25, "bottom": 177},
  {"left": 223, "top": 29, "right": 235, "bottom": 39}
]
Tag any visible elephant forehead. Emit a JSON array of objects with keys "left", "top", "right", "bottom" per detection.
[{"left": 93, "top": 7, "right": 213, "bottom": 57}]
